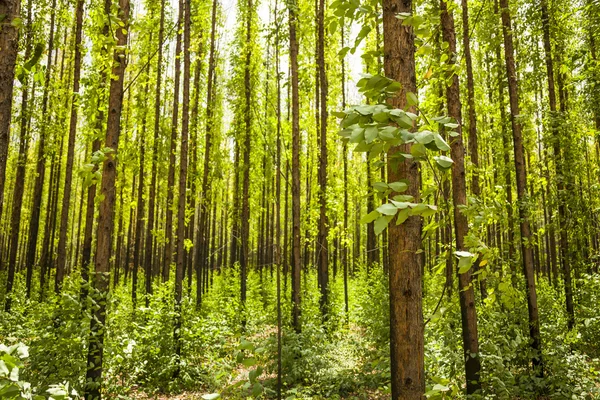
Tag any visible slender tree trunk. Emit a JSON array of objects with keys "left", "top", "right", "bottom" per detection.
[
  {"left": 240, "top": 0, "right": 253, "bottom": 325},
  {"left": 5, "top": 0, "right": 32, "bottom": 312},
  {"left": 84, "top": 0, "right": 129, "bottom": 396},
  {"left": 316, "top": 0, "right": 329, "bottom": 320},
  {"left": 145, "top": 0, "right": 165, "bottom": 290},
  {"left": 196, "top": 0, "right": 218, "bottom": 308},
  {"left": 500, "top": 0, "right": 543, "bottom": 374},
  {"left": 382, "top": 0, "right": 424, "bottom": 396},
  {"left": 289, "top": 0, "right": 302, "bottom": 333},
  {"left": 440, "top": 0, "right": 481, "bottom": 393},
  {"left": 539, "top": 0, "right": 574, "bottom": 330},
  {"left": 55, "top": 0, "right": 84, "bottom": 292},
  {"left": 0, "top": 0, "right": 21, "bottom": 222},
  {"left": 26, "top": 0, "right": 57, "bottom": 297},
  {"left": 164, "top": 0, "right": 183, "bottom": 286}
]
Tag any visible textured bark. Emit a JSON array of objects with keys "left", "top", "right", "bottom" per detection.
[
  {"left": 174, "top": 0, "right": 191, "bottom": 372},
  {"left": 0, "top": 0, "right": 21, "bottom": 222},
  {"left": 499, "top": 0, "right": 543, "bottom": 374},
  {"left": 55, "top": 0, "right": 84, "bottom": 292},
  {"left": 240, "top": 0, "right": 253, "bottom": 322},
  {"left": 540, "top": 0, "right": 574, "bottom": 330},
  {"left": 84, "top": 0, "right": 129, "bottom": 396},
  {"left": 316, "top": 0, "right": 329, "bottom": 320},
  {"left": 440, "top": 0, "right": 481, "bottom": 393},
  {"left": 5, "top": 0, "right": 32, "bottom": 312},
  {"left": 164, "top": 0, "right": 183, "bottom": 285},
  {"left": 289, "top": 0, "right": 302, "bottom": 333},
  {"left": 196, "top": 0, "right": 217, "bottom": 308},
  {"left": 25, "top": 0, "right": 56, "bottom": 297},
  {"left": 382, "top": 0, "right": 424, "bottom": 396}
]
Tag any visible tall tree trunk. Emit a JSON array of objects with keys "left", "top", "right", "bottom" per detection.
[
  {"left": 5, "top": 0, "right": 32, "bottom": 312},
  {"left": 55, "top": 0, "right": 84, "bottom": 292},
  {"left": 196, "top": 0, "right": 218, "bottom": 308},
  {"left": 440, "top": 0, "right": 481, "bottom": 393},
  {"left": 0, "top": 0, "right": 21, "bottom": 222},
  {"left": 26, "top": 0, "right": 57, "bottom": 298},
  {"left": 316, "top": 0, "right": 329, "bottom": 320},
  {"left": 84, "top": 0, "right": 129, "bottom": 397},
  {"left": 174, "top": 0, "right": 191, "bottom": 372},
  {"left": 240, "top": 0, "right": 253, "bottom": 324},
  {"left": 382, "top": 0, "right": 424, "bottom": 396},
  {"left": 164, "top": 0, "right": 183, "bottom": 285},
  {"left": 145, "top": 0, "right": 165, "bottom": 290},
  {"left": 499, "top": 0, "right": 543, "bottom": 374},
  {"left": 289, "top": 0, "right": 302, "bottom": 333},
  {"left": 539, "top": 0, "right": 574, "bottom": 330}
]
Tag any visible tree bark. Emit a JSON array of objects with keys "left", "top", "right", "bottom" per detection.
[
  {"left": 55, "top": 0, "right": 85, "bottom": 292},
  {"left": 289, "top": 0, "right": 302, "bottom": 333},
  {"left": 382, "top": 0, "right": 424, "bottom": 396},
  {"left": 84, "top": 0, "right": 129, "bottom": 396},
  {"left": 499, "top": 0, "right": 543, "bottom": 374},
  {"left": 440, "top": 0, "right": 482, "bottom": 393}
]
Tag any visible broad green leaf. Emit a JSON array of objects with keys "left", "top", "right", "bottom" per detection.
[
  {"left": 406, "top": 92, "right": 418, "bottom": 106},
  {"left": 202, "top": 394, "right": 221, "bottom": 400},
  {"left": 374, "top": 215, "right": 390, "bottom": 235},
  {"left": 377, "top": 203, "right": 398, "bottom": 215},
  {"left": 388, "top": 181, "right": 408, "bottom": 192},
  {"left": 360, "top": 210, "right": 380, "bottom": 224},
  {"left": 434, "top": 155, "right": 454, "bottom": 169}
]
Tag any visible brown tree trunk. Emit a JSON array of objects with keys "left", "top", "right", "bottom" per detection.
[
  {"left": 500, "top": 0, "right": 543, "bottom": 374},
  {"left": 382, "top": 0, "right": 424, "bottom": 396},
  {"left": 0, "top": 0, "right": 21, "bottom": 222},
  {"left": 196, "top": 0, "right": 218, "bottom": 308},
  {"left": 55, "top": 0, "right": 85, "bottom": 292},
  {"left": 84, "top": 0, "right": 129, "bottom": 396},
  {"left": 5, "top": 0, "right": 32, "bottom": 312},
  {"left": 26, "top": 0, "right": 57, "bottom": 297},
  {"left": 144, "top": 0, "right": 165, "bottom": 294},
  {"left": 316, "top": 0, "right": 329, "bottom": 320},
  {"left": 540, "top": 0, "right": 574, "bottom": 330},
  {"left": 240, "top": 0, "right": 253, "bottom": 324},
  {"left": 289, "top": 0, "right": 302, "bottom": 333},
  {"left": 164, "top": 0, "right": 183, "bottom": 285},
  {"left": 174, "top": 0, "right": 191, "bottom": 372},
  {"left": 441, "top": 0, "right": 481, "bottom": 392}
]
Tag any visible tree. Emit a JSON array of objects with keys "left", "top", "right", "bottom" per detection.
[
  {"left": 84, "top": 0, "right": 129, "bottom": 396},
  {"left": 499, "top": 0, "right": 543, "bottom": 374},
  {"left": 382, "top": 0, "right": 424, "bottom": 396},
  {"left": 440, "top": 0, "right": 481, "bottom": 393}
]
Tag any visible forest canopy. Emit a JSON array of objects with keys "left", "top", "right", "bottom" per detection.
[{"left": 0, "top": 0, "right": 600, "bottom": 398}]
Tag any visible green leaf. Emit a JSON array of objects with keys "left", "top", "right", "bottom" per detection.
[
  {"left": 388, "top": 181, "right": 408, "bottom": 192},
  {"left": 360, "top": 210, "right": 380, "bottom": 224},
  {"left": 201, "top": 394, "right": 221, "bottom": 400},
  {"left": 406, "top": 92, "right": 418, "bottom": 106},
  {"left": 433, "top": 133, "right": 450, "bottom": 151},
  {"left": 434, "top": 155, "right": 454, "bottom": 169},
  {"left": 410, "top": 143, "right": 427, "bottom": 158},
  {"left": 365, "top": 126, "right": 378, "bottom": 143},
  {"left": 396, "top": 208, "right": 410, "bottom": 225},
  {"left": 373, "top": 181, "right": 388, "bottom": 192},
  {"left": 374, "top": 215, "right": 390, "bottom": 235},
  {"left": 251, "top": 382, "right": 263, "bottom": 397},
  {"left": 377, "top": 203, "right": 398, "bottom": 215}
]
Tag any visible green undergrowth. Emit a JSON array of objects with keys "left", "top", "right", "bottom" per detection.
[{"left": 1, "top": 263, "right": 599, "bottom": 399}]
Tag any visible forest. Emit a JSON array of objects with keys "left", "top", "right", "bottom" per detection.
[{"left": 0, "top": 0, "right": 600, "bottom": 397}]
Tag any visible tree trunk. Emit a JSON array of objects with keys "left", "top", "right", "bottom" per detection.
[
  {"left": 382, "top": 0, "right": 424, "bottom": 396},
  {"left": 164, "top": 0, "right": 183, "bottom": 285},
  {"left": 25, "top": 0, "right": 57, "bottom": 298},
  {"left": 0, "top": 0, "right": 21, "bottom": 222},
  {"left": 55, "top": 0, "right": 85, "bottom": 292},
  {"left": 84, "top": 0, "right": 129, "bottom": 396},
  {"left": 5, "top": 0, "right": 32, "bottom": 312},
  {"left": 440, "top": 0, "right": 482, "bottom": 393},
  {"left": 289, "top": 0, "right": 302, "bottom": 333},
  {"left": 499, "top": 0, "right": 543, "bottom": 374}
]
